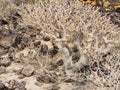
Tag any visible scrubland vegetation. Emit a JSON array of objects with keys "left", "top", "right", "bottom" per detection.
[{"left": 0, "top": 0, "right": 120, "bottom": 90}]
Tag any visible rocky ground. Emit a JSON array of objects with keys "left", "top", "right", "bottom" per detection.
[{"left": 0, "top": 0, "right": 120, "bottom": 90}]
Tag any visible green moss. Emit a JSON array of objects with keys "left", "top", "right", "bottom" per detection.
[
  {"left": 115, "top": 43, "right": 120, "bottom": 49},
  {"left": 26, "top": 0, "right": 40, "bottom": 4}
]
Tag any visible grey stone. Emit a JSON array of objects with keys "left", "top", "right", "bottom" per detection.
[
  {"left": 0, "top": 82, "right": 7, "bottom": 90},
  {"left": 0, "top": 57, "right": 11, "bottom": 67},
  {"left": 0, "top": 35, "right": 16, "bottom": 49},
  {"left": 21, "top": 65, "right": 34, "bottom": 76}
]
